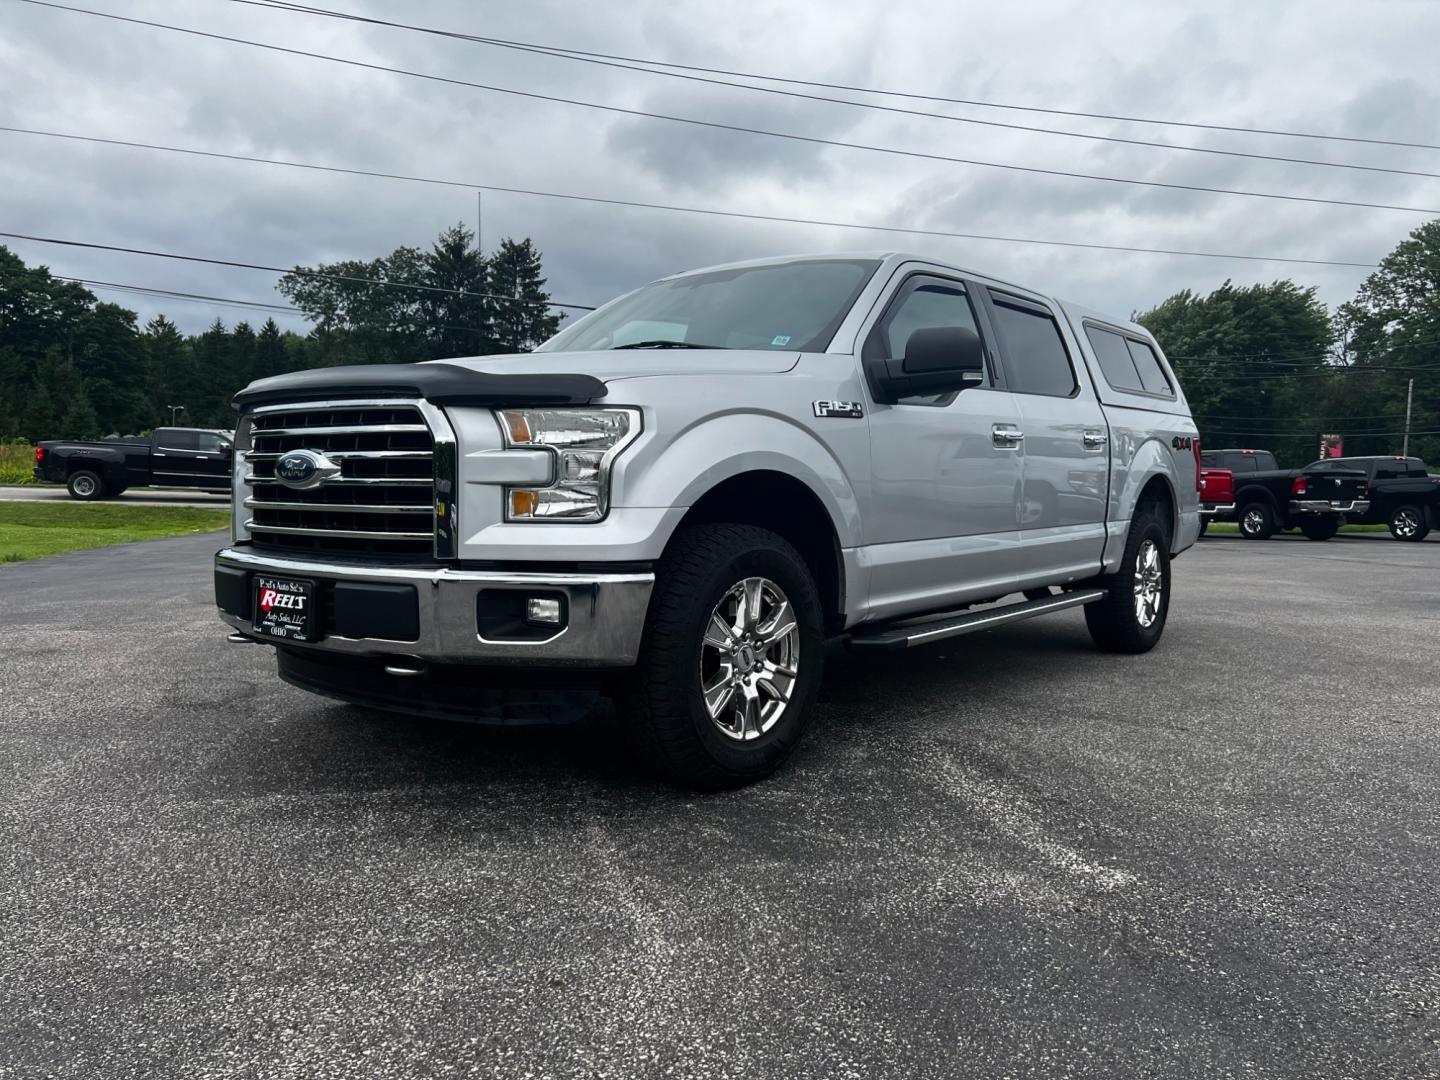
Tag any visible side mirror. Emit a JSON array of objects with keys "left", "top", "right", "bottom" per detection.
[
  {"left": 903, "top": 326, "right": 985, "bottom": 377},
  {"left": 865, "top": 326, "right": 986, "bottom": 403}
]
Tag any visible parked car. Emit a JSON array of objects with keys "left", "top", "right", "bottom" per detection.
[
  {"left": 214, "top": 253, "right": 1201, "bottom": 787},
  {"left": 1198, "top": 467, "right": 1234, "bottom": 535},
  {"left": 1305, "top": 456, "right": 1439, "bottom": 541},
  {"left": 1198, "top": 448, "right": 1367, "bottom": 540},
  {"left": 34, "top": 428, "right": 234, "bottom": 499}
]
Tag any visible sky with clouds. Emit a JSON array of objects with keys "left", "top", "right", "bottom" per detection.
[{"left": 3, "top": 0, "right": 1438, "bottom": 337}]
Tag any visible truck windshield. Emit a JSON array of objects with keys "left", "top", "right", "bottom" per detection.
[{"left": 536, "top": 258, "right": 881, "bottom": 354}]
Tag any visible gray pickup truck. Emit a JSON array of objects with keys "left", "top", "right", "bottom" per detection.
[{"left": 215, "top": 253, "right": 1200, "bottom": 786}]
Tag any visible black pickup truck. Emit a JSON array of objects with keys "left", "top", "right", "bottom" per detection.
[
  {"left": 1305, "top": 456, "right": 1439, "bottom": 541},
  {"left": 33, "top": 428, "right": 233, "bottom": 500},
  {"left": 1199, "top": 447, "right": 1368, "bottom": 540}
]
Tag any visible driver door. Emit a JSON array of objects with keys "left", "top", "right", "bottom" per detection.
[{"left": 860, "top": 273, "right": 1023, "bottom": 619}]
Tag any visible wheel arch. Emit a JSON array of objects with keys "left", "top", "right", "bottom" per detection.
[{"left": 666, "top": 469, "right": 848, "bottom": 635}]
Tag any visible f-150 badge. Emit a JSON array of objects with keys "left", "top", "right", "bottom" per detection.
[{"left": 813, "top": 400, "right": 865, "bottom": 419}]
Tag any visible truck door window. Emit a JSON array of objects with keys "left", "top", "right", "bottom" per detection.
[
  {"left": 195, "top": 433, "right": 229, "bottom": 454},
  {"left": 1084, "top": 326, "right": 1144, "bottom": 393},
  {"left": 1124, "top": 339, "right": 1174, "bottom": 396},
  {"left": 863, "top": 276, "right": 989, "bottom": 404},
  {"left": 158, "top": 430, "right": 198, "bottom": 451},
  {"left": 988, "top": 295, "right": 1078, "bottom": 398}
]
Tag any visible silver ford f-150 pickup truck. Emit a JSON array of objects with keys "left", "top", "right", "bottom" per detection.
[{"left": 216, "top": 253, "right": 1200, "bottom": 787}]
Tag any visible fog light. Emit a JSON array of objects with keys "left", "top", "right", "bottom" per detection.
[{"left": 526, "top": 597, "right": 563, "bottom": 625}]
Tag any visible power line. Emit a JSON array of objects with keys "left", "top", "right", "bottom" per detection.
[
  {"left": 0, "top": 232, "right": 597, "bottom": 310},
  {"left": 230, "top": 0, "right": 1440, "bottom": 183},
  {"left": 238, "top": 0, "right": 1440, "bottom": 155},
  {"left": 12, "top": 232, "right": 1440, "bottom": 373},
  {"left": 1202, "top": 428, "right": 1440, "bottom": 437},
  {"left": 20, "top": 1, "right": 1440, "bottom": 218},
  {"left": 0, "top": 127, "right": 1387, "bottom": 272},
  {"left": 68, "top": 277, "right": 298, "bottom": 314},
  {"left": 61, "top": 275, "right": 492, "bottom": 335}
]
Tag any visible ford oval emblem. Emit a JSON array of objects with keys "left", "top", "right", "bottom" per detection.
[{"left": 274, "top": 449, "right": 341, "bottom": 490}]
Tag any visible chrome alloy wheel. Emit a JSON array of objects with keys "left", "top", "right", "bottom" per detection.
[
  {"left": 1393, "top": 509, "right": 1420, "bottom": 538},
  {"left": 1134, "top": 539, "right": 1164, "bottom": 628},
  {"left": 1242, "top": 508, "right": 1265, "bottom": 536},
  {"left": 699, "top": 577, "right": 800, "bottom": 741},
  {"left": 71, "top": 474, "right": 97, "bottom": 497}
]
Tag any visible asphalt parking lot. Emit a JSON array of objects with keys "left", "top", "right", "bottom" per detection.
[{"left": 2, "top": 531, "right": 1437, "bottom": 1079}]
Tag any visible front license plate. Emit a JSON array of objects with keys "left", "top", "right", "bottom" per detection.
[{"left": 252, "top": 575, "right": 316, "bottom": 641}]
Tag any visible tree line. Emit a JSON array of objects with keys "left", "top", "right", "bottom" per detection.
[
  {"left": 1, "top": 219, "right": 1436, "bottom": 466},
  {"left": 1134, "top": 219, "right": 1440, "bottom": 465},
  {"left": 0, "top": 224, "right": 560, "bottom": 437}
]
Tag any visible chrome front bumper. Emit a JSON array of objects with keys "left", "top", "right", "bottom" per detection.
[
  {"left": 1290, "top": 499, "right": 1370, "bottom": 515},
  {"left": 215, "top": 547, "right": 654, "bottom": 667}
]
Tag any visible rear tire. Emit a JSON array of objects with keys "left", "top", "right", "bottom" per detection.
[
  {"left": 1085, "top": 504, "right": 1171, "bottom": 654},
  {"left": 1237, "top": 501, "right": 1276, "bottom": 540},
  {"left": 1300, "top": 517, "right": 1340, "bottom": 541},
  {"left": 622, "top": 524, "right": 825, "bottom": 789},
  {"left": 1389, "top": 505, "right": 1430, "bottom": 542},
  {"left": 1197, "top": 519, "right": 1209, "bottom": 538},
  {"left": 66, "top": 469, "right": 104, "bottom": 500}
]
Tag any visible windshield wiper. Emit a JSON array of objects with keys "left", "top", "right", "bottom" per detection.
[{"left": 611, "top": 339, "right": 727, "bottom": 350}]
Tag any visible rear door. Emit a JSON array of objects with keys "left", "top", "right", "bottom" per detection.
[{"left": 981, "top": 289, "right": 1108, "bottom": 585}]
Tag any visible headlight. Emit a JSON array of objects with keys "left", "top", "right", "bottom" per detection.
[{"left": 496, "top": 407, "right": 641, "bottom": 522}]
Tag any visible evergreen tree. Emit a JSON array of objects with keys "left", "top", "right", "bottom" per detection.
[
  {"left": 230, "top": 321, "right": 258, "bottom": 389},
  {"left": 486, "top": 238, "right": 562, "bottom": 353},
  {"left": 59, "top": 383, "right": 101, "bottom": 439},
  {"left": 254, "top": 318, "right": 289, "bottom": 381},
  {"left": 422, "top": 223, "right": 489, "bottom": 359}
]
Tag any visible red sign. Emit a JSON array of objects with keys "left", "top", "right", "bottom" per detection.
[{"left": 1318, "top": 434, "right": 1343, "bottom": 459}]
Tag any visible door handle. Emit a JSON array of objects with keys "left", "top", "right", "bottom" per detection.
[
  {"left": 1083, "top": 430, "right": 1108, "bottom": 449},
  {"left": 992, "top": 425, "right": 1025, "bottom": 448}
]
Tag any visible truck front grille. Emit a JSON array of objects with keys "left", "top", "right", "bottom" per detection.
[{"left": 242, "top": 399, "right": 452, "bottom": 557}]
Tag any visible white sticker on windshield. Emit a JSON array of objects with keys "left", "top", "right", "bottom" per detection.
[{"left": 771, "top": 335, "right": 792, "bottom": 346}]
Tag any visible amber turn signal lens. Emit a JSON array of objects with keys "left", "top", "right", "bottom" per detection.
[
  {"left": 510, "top": 490, "right": 538, "bottom": 517},
  {"left": 502, "top": 411, "right": 532, "bottom": 444}
]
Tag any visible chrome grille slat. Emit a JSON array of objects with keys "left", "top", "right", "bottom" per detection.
[
  {"left": 245, "top": 521, "right": 433, "bottom": 541},
  {"left": 251, "top": 423, "right": 429, "bottom": 437},
  {"left": 244, "top": 475, "right": 433, "bottom": 487},
  {"left": 243, "top": 399, "right": 442, "bottom": 556},
  {"left": 244, "top": 498, "right": 431, "bottom": 515},
  {"left": 244, "top": 449, "right": 433, "bottom": 461}
]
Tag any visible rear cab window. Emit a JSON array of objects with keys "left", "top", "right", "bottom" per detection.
[{"left": 1083, "top": 322, "right": 1174, "bottom": 398}]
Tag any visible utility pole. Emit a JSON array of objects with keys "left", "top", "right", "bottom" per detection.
[
  {"left": 169, "top": 404, "right": 185, "bottom": 425},
  {"left": 476, "top": 190, "right": 486, "bottom": 354},
  {"left": 1402, "top": 377, "right": 1414, "bottom": 458}
]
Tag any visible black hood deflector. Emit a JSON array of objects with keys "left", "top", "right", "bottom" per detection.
[{"left": 232, "top": 363, "right": 607, "bottom": 410}]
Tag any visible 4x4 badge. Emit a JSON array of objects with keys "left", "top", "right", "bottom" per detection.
[{"left": 813, "top": 400, "right": 864, "bottom": 419}]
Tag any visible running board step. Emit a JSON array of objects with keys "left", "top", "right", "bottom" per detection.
[{"left": 848, "top": 589, "right": 1107, "bottom": 651}]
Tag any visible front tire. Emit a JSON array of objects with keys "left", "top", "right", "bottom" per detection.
[
  {"left": 1197, "top": 519, "right": 1209, "bottom": 537},
  {"left": 1300, "top": 517, "right": 1340, "bottom": 541},
  {"left": 1389, "top": 505, "right": 1430, "bottom": 542},
  {"left": 66, "top": 469, "right": 104, "bottom": 500},
  {"left": 1085, "top": 505, "right": 1171, "bottom": 654},
  {"left": 1238, "top": 501, "right": 1276, "bottom": 540},
  {"left": 622, "top": 524, "right": 825, "bottom": 789}
]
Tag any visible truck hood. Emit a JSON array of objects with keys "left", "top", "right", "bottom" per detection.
[{"left": 434, "top": 349, "right": 801, "bottom": 383}]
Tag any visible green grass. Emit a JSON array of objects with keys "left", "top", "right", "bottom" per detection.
[
  {"left": 0, "top": 441, "right": 37, "bottom": 486},
  {"left": 1205, "top": 521, "right": 1390, "bottom": 534},
  {"left": 0, "top": 502, "right": 230, "bottom": 563}
]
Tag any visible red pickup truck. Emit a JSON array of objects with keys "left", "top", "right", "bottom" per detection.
[{"left": 1198, "top": 467, "right": 1234, "bottom": 536}]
